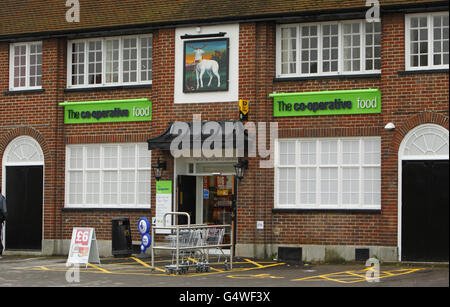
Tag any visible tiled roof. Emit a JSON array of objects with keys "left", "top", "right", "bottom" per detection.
[{"left": 0, "top": 0, "right": 446, "bottom": 38}]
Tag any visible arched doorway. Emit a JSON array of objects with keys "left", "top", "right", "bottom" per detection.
[
  {"left": 2, "top": 136, "right": 44, "bottom": 251},
  {"left": 398, "top": 124, "right": 449, "bottom": 262}
]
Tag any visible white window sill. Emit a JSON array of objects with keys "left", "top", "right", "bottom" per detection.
[
  {"left": 65, "top": 83, "right": 152, "bottom": 92},
  {"left": 274, "top": 73, "right": 381, "bottom": 81},
  {"left": 63, "top": 205, "right": 150, "bottom": 211},
  {"left": 272, "top": 207, "right": 381, "bottom": 213}
]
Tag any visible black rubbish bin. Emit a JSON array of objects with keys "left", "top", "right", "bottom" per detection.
[{"left": 112, "top": 217, "right": 133, "bottom": 258}]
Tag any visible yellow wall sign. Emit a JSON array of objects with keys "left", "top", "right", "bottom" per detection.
[
  {"left": 239, "top": 99, "right": 249, "bottom": 120},
  {"left": 217, "top": 189, "right": 229, "bottom": 196},
  {"left": 239, "top": 100, "right": 249, "bottom": 115}
]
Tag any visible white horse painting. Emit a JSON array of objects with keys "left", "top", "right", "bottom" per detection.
[{"left": 187, "top": 43, "right": 221, "bottom": 90}]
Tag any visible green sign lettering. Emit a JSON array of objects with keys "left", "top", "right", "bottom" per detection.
[
  {"left": 271, "top": 89, "right": 381, "bottom": 117},
  {"left": 156, "top": 181, "right": 172, "bottom": 194},
  {"left": 59, "top": 98, "right": 152, "bottom": 124}
]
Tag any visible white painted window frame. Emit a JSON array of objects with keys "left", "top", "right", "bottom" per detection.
[
  {"left": 65, "top": 143, "right": 151, "bottom": 209},
  {"left": 67, "top": 34, "right": 153, "bottom": 88},
  {"left": 405, "top": 12, "right": 449, "bottom": 71},
  {"left": 9, "top": 41, "right": 43, "bottom": 91},
  {"left": 276, "top": 19, "right": 382, "bottom": 78},
  {"left": 274, "top": 137, "right": 381, "bottom": 210}
]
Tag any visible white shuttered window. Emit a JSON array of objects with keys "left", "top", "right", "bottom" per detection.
[
  {"left": 66, "top": 143, "right": 151, "bottom": 208},
  {"left": 275, "top": 137, "right": 381, "bottom": 210}
]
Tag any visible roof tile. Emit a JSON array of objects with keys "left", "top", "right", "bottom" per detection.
[{"left": 0, "top": 0, "right": 446, "bottom": 37}]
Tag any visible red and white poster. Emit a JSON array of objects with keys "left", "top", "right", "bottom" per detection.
[
  {"left": 66, "top": 227, "right": 100, "bottom": 267},
  {"left": 215, "top": 175, "right": 227, "bottom": 188}
]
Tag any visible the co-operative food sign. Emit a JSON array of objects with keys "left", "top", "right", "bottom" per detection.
[
  {"left": 59, "top": 98, "right": 152, "bottom": 124},
  {"left": 271, "top": 89, "right": 381, "bottom": 117}
]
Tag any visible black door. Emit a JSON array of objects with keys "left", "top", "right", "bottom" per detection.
[
  {"left": 402, "top": 160, "right": 449, "bottom": 262},
  {"left": 5, "top": 166, "right": 43, "bottom": 250},
  {"left": 178, "top": 175, "right": 196, "bottom": 225}
]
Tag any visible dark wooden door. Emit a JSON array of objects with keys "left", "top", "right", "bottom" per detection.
[
  {"left": 177, "top": 175, "right": 197, "bottom": 225},
  {"left": 402, "top": 160, "right": 449, "bottom": 262},
  {"left": 5, "top": 166, "right": 43, "bottom": 250}
]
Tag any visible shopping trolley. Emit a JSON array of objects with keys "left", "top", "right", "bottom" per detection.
[{"left": 151, "top": 212, "right": 233, "bottom": 275}]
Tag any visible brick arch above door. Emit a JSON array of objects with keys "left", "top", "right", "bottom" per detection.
[
  {"left": 399, "top": 123, "right": 449, "bottom": 160},
  {"left": 0, "top": 127, "right": 49, "bottom": 167},
  {"left": 390, "top": 112, "right": 449, "bottom": 158},
  {"left": 3, "top": 135, "right": 44, "bottom": 166}
]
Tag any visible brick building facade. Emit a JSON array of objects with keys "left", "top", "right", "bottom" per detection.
[{"left": 0, "top": 0, "right": 448, "bottom": 262}]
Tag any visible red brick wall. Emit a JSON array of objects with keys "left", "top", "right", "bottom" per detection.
[
  {"left": 0, "top": 39, "right": 65, "bottom": 241},
  {"left": 250, "top": 13, "right": 449, "bottom": 249},
  {"left": 0, "top": 12, "right": 448, "bottom": 249}
]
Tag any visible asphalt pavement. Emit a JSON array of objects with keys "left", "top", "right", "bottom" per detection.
[{"left": 0, "top": 255, "right": 448, "bottom": 289}]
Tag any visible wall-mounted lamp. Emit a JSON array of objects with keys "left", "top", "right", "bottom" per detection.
[
  {"left": 384, "top": 122, "right": 396, "bottom": 130},
  {"left": 152, "top": 158, "right": 167, "bottom": 181},
  {"left": 234, "top": 159, "right": 248, "bottom": 180}
]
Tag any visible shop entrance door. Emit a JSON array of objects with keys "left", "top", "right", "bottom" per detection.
[
  {"left": 174, "top": 158, "right": 238, "bottom": 254},
  {"left": 401, "top": 160, "right": 449, "bottom": 262},
  {"left": 178, "top": 175, "right": 197, "bottom": 224},
  {"left": 202, "top": 175, "right": 234, "bottom": 226},
  {"left": 5, "top": 166, "right": 43, "bottom": 250},
  {"left": 202, "top": 175, "right": 236, "bottom": 252}
]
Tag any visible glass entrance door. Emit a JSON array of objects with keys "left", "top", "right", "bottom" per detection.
[
  {"left": 202, "top": 175, "right": 235, "bottom": 249},
  {"left": 202, "top": 175, "right": 234, "bottom": 225}
]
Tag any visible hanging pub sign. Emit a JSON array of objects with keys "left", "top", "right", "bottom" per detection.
[
  {"left": 59, "top": 98, "right": 152, "bottom": 124},
  {"left": 183, "top": 38, "right": 229, "bottom": 93},
  {"left": 271, "top": 89, "right": 381, "bottom": 117}
]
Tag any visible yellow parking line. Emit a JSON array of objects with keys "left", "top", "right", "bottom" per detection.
[
  {"left": 131, "top": 257, "right": 153, "bottom": 268},
  {"left": 292, "top": 267, "right": 425, "bottom": 284},
  {"left": 88, "top": 263, "right": 112, "bottom": 274},
  {"left": 210, "top": 267, "right": 224, "bottom": 272},
  {"left": 19, "top": 257, "right": 285, "bottom": 278},
  {"left": 244, "top": 258, "right": 264, "bottom": 268},
  {"left": 130, "top": 257, "right": 165, "bottom": 272},
  {"left": 229, "top": 262, "right": 284, "bottom": 274}
]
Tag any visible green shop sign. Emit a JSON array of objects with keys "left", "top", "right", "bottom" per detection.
[
  {"left": 156, "top": 180, "right": 172, "bottom": 195},
  {"left": 59, "top": 98, "right": 152, "bottom": 124},
  {"left": 271, "top": 89, "right": 381, "bottom": 117}
]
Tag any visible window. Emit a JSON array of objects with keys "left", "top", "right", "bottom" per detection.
[
  {"left": 406, "top": 12, "right": 449, "bottom": 70},
  {"left": 66, "top": 143, "right": 151, "bottom": 208},
  {"left": 277, "top": 20, "right": 381, "bottom": 77},
  {"left": 9, "top": 41, "right": 42, "bottom": 90},
  {"left": 275, "top": 137, "right": 381, "bottom": 210},
  {"left": 67, "top": 34, "right": 153, "bottom": 88},
  {"left": 280, "top": 27, "right": 297, "bottom": 75}
]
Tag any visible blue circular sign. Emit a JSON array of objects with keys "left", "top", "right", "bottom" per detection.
[
  {"left": 141, "top": 233, "right": 151, "bottom": 248},
  {"left": 138, "top": 217, "right": 150, "bottom": 235}
]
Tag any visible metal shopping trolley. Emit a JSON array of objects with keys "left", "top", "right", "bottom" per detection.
[
  {"left": 204, "top": 227, "right": 230, "bottom": 270},
  {"left": 151, "top": 212, "right": 233, "bottom": 275},
  {"left": 164, "top": 228, "right": 206, "bottom": 274}
]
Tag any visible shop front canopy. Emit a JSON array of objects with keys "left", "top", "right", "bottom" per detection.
[{"left": 147, "top": 120, "right": 254, "bottom": 151}]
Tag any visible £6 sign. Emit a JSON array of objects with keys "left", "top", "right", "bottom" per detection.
[
  {"left": 66, "top": 227, "right": 100, "bottom": 268},
  {"left": 74, "top": 229, "right": 91, "bottom": 245}
]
